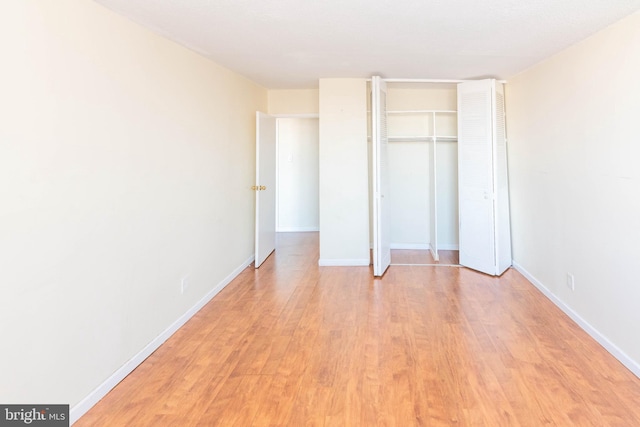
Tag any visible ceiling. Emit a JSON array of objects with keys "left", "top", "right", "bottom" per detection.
[{"left": 93, "top": 0, "right": 640, "bottom": 89}]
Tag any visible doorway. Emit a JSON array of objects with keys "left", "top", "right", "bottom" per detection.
[
  {"left": 276, "top": 117, "right": 320, "bottom": 233},
  {"left": 254, "top": 113, "right": 320, "bottom": 268}
]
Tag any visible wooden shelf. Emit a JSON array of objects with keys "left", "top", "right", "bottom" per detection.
[{"left": 387, "top": 110, "right": 457, "bottom": 114}]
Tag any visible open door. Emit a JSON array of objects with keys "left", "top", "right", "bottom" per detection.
[
  {"left": 493, "top": 84, "right": 512, "bottom": 275},
  {"left": 458, "top": 80, "right": 495, "bottom": 275},
  {"left": 372, "top": 76, "right": 391, "bottom": 277},
  {"left": 255, "top": 112, "right": 277, "bottom": 268}
]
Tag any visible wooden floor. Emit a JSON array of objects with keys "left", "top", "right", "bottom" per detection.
[
  {"left": 391, "top": 249, "right": 459, "bottom": 265},
  {"left": 77, "top": 233, "right": 640, "bottom": 426}
]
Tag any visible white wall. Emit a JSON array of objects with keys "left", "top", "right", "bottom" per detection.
[
  {"left": 318, "top": 79, "right": 369, "bottom": 265},
  {"left": 388, "top": 140, "right": 430, "bottom": 247},
  {"left": 0, "top": 0, "right": 267, "bottom": 414},
  {"left": 277, "top": 118, "right": 319, "bottom": 232},
  {"left": 506, "top": 11, "right": 640, "bottom": 374},
  {"left": 436, "top": 141, "right": 459, "bottom": 250}
]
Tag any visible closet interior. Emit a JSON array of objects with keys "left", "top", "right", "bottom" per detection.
[{"left": 384, "top": 82, "right": 460, "bottom": 265}]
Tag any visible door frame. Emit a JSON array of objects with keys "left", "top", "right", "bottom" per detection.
[{"left": 255, "top": 113, "right": 319, "bottom": 268}]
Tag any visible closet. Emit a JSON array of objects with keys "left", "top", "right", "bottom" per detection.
[
  {"left": 371, "top": 78, "right": 511, "bottom": 277},
  {"left": 386, "top": 83, "right": 459, "bottom": 263}
]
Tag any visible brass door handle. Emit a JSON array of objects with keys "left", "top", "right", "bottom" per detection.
[
  {"left": 260, "top": 186, "right": 266, "bottom": 191},
  {"left": 251, "top": 185, "right": 258, "bottom": 191},
  {"left": 252, "top": 185, "right": 267, "bottom": 191}
]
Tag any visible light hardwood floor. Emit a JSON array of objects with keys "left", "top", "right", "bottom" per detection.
[
  {"left": 76, "top": 232, "right": 640, "bottom": 426},
  {"left": 391, "top": 249, "right": 459, "bottom": 265}
]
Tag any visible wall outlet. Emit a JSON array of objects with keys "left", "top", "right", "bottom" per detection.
[
  {"left": 566, "top": 273, "right": 575, "bottom": 291},
  {"left": 181, "top": 275, "right": 190, "bottom": 294}
]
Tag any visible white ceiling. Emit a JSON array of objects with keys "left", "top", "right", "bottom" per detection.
[{"left": 94, "top": 0, "right": 640, "bottom": 89}]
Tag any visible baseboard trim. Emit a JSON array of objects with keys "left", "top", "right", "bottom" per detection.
[
  {"left": 70, "top": 255, "right": 255, "bottom": 425},
  {"left": 513, "top": 261, "right": 640, "bottom": 379},
  {"left": 390, "top": 243, "right": 429, "bottom": 250},
  {"left": 437, "top": 244, "right": 459, "bottom": 250},
  {"left": 318, "top": 258, "right": 370, "bottom": 267},
  {"left": 276, "top": 227, "right": 319, "bottom": 232},
  {"left": 389, "top": 243, "right": 459, "bottom": 251}
]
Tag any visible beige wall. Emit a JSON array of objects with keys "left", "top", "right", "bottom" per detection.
[
  {"left": 506, "top": 11, "right": 640, "bottom": 374},
  {"left": 268, "top": 89, "right": 319, "bottom": 115},
  {"left": 318, "top": 79, "right": 369, "bottom": 265},
  {"left": 0, "top": 0, "right": 266, "bottom": 411}
]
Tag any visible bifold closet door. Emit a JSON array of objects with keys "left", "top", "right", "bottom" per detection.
[
  {"left": 493, "top": 84, "right": 512, "bottom": 274},
  {"left": 372, "top": 76, "right": 391, "bottom": 277},
  {"left": 457, "top": 79, "right": 511, "bottom": 276}
]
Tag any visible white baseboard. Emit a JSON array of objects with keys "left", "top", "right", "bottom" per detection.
[
  {"left": 390, "top": 243, "right": 429, "bottom": 250},
  {"left": 318, "top": 258, "right": 370, "bottom": 267},
  {"left": 70, "top": 255, "right": 255, "bottom": 425},
  {"left": 437, "top": 244, "right": 459, "bottom": 250},
  {"left": 513, "top": 261, "right": 640, "bottom": 379},
  {"left": 276, "top": 227, "right": 319, "bottom": 232}
]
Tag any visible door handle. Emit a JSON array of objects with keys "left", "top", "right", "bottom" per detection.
[{"left": 260, "top": 186, "right": 266, "bottom": 191}]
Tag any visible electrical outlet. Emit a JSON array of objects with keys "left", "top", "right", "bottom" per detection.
[
  {"left": 181, "top": 275, "right": 190, "bottom": 294},
  {"left": 566, "top": 273, "right": 575, "bottom": 291}
]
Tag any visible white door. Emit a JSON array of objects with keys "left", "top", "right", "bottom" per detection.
[
  {"left": 372, "top": 76, "right": 391, "bottom": 277},
  {"left": 493, "top": 84, "right": 512, "bottom": 275},
  {"left": 457, "top": 80, "right": 496, "bottom": 275},
  {"left": 255, "top": 112, "right": 277, "bottom": 268}
]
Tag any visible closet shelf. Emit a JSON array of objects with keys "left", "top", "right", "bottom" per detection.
[
  {"left": 434, "top": 135, "right": 458, "bottom": 141},
  {"left": 387, "top": 110, "right": 457, "bottom": 114},
  {"left": 388, "top": 135, "right": 458, "bottom": 142},
  {"left": 388, "top": 136, "right": 430, "bottom": 142}
]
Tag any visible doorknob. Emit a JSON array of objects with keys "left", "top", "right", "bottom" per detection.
[
  {"left": 260, "top": 186, "right": 266, "bottom": 191},
  {"left": 251, "top": 185, "right": 258, "bottom": 191}
]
